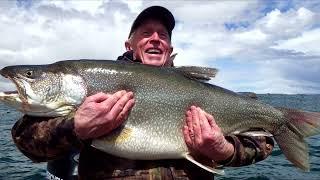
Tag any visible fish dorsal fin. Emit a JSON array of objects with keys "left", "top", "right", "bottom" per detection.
[
  {"left": 176, "top": 66, "right": 218, "bottom": 81},
  {"left": 183, "top": 153, "right": 225, "bottom": 175}
]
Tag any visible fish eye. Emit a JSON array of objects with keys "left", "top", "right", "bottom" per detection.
[{"left": 25, "top": 70, "right": 33, "bottom": 78}]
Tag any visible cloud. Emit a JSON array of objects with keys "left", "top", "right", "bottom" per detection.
[
  {"left": 40, "top": 0, "right": 105, "bottom": 15},
  {"left": 272, "top": 29, "right": 320, "bottom": 56},
  {"left": 0, "top": 0, "right": 132, "bottom": 65},
  {"left": 256, "top": 7, "right": 316, "bottom": 39},
  {"left": 0, "top": 0, "right": 319, "bottom": 94}
]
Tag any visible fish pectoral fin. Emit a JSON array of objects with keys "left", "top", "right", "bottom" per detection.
[
  {"left": 183, "top": 153, "right": 225, "bottom": 175},
  {"left": 66, "top": 110, "right": 76, "bottom": 119},
  {"left": 176, "top": 66, "right": 218, "bottom": 81},
  {"left": 94, "top": 126, "right": 133, "bottom": 144}
]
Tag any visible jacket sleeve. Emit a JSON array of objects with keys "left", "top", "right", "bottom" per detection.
[
  {"left": 11, "top": 115, "right": 83, "bottom": 163},
  {"left": 218, "top": 135, "right": 274, "bottom": 167}
]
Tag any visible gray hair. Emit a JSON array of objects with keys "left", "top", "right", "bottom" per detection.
[{"left": 127, "top": 31, "right": 136, "bottom": 43}]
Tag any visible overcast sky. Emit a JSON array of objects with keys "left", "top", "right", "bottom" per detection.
[{"left": 0, "top": 0, "right": 319, "bottom": 94}]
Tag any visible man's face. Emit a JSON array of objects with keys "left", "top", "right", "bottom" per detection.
[{"left": 126, "top": 19, "right": 173, "bottom": 66}]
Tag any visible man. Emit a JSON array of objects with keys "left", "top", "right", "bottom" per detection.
[{"left": 12, "top": 6, "right": 274, "bottom": 179}]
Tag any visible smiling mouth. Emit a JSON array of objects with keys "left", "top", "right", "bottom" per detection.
[{"left": 145, "top": 48, "right": 163, "bottom": 55}]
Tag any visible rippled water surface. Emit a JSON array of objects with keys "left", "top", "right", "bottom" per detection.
[{"left": 1, "top": 94, "right": 320, "bottom": 179}]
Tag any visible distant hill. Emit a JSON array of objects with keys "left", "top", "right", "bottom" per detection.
[{"left": 238, "top": 92, "right": 258, "bottom": 99}]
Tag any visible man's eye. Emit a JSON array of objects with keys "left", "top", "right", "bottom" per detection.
[
  {"left": 142, "top": 31, "right": 151, "bottom": 36},
  {"left": 159, "top": 33, "right": 169, "bottom": 39}
]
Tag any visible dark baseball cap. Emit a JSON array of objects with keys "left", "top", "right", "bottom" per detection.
[{"left": 128, "top": 6, "right": 175, "bottom": 38}]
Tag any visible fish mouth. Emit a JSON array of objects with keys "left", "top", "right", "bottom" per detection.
[
  {"left": 0, "top": 89, "right": 24, "bottom": 112},
  {"left": 0, "top": 75, "right": 47, "bottom": 115},
  {"left": 0, "top": 72, "right": 28, "bottom": 107},
  {"left": 0, "top": 90, "right": 19, "bottom": 98}
]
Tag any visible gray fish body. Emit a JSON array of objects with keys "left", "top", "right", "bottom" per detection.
[
  {"left": 1, "top": 60, "right": 320, "bottom": 172},
  {"left": 64, "top": 60, "right": 279, "bottom": 159}
]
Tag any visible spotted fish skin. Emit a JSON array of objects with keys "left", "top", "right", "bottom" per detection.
[{"left": 1, "top": 60, "right": 320, "bottom": 173}]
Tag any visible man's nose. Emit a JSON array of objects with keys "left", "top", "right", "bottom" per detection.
[{"left": 149, "top": 32, "right": 160, "bottom": 42}]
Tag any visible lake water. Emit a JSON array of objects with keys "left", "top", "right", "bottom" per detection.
[{"left": 0, "top": 94, "right": 320, "bottom": 179}]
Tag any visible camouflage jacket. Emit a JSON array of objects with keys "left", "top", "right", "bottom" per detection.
[{"left": 12, "top": 115, "right": 274, "bottom": 179}]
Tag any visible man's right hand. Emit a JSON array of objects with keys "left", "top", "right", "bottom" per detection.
[{"left": 74, "top": 90, "right": 135, "bottom": 140}]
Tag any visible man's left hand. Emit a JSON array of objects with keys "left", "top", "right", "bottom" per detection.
[{"left": 183, "top": 106, "right": 234, "bottom": 163}]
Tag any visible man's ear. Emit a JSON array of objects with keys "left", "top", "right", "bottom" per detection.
[
  {"left": 163, "top": 46, "right": 175, "bottom": 67},
  {"left": 169, "top": 46, "right": 173, "bottom": 55},
  {"left": 125, "top": 41, "right": 132, "bottom": 51}
]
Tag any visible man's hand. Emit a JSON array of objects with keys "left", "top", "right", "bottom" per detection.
[
  {"left": 74, "top": 90, "right": 135, "bottom": 140},
  {"left": 183, "top": 106, "right": 234, "bottom": 163}
]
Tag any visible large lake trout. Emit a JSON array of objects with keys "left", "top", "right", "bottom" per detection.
[{"left": 1, "top": 60, "right": 320, "bottom": 174}]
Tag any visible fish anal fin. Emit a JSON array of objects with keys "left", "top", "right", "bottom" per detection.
[{"left": 183, "top": 153, "right": 225, "bottom": 175}]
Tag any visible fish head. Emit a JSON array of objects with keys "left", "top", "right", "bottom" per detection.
[{"left": 0, "top": 64, "right": 86, "bottom": 117}]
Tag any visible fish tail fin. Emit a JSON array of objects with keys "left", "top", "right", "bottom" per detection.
[
  {"left": 183, "top": 153, "right": 225, "bottom": 175},
  {"left": 275, "top": 108, "right": 320, "bottom": 171}
]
